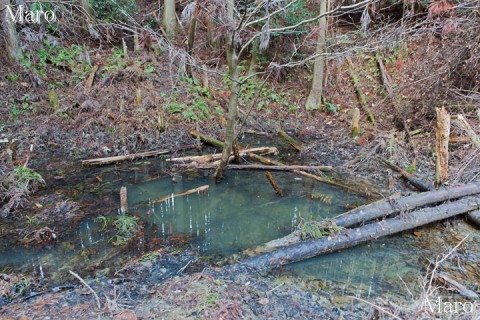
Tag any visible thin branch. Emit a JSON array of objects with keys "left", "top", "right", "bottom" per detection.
[
  {"left": 69, "top": 270, "right": 102, "bottom": 310},
  {"left": 349, "top": 295, "right": 403, "bottom": 320}
]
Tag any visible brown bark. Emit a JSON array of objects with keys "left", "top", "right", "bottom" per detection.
[
  {"left": 277, "top": 129, "right": 302, "bottom": 152},
  {"left": 151, "top": 185, "right": 209, "bottom": 204},
  {"left": 351, "top": 107, "right": 360, "bottom": 137},
  {"left": 265, "top": 172, "right": 283, "bottom": 196},
  {"left": 190, "top": 130, "right": 225, "bottom": 148}
]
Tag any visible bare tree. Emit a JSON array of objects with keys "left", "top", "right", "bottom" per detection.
[
  {"left": 305, "top": 0, "right": 328, "bottom": 110},
  {"left": 213, "top": 0, "right": 372, "bottom": 180},
  {"left": 1, "top": 0, "right": 22, "bottom": 61},
  {"left": 163, "top": 0, "right": 177, "bottom": 37}
]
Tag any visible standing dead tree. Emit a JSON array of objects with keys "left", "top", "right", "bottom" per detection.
[{"left": 0, "top": 0, "right": 22, "bottom": 61}]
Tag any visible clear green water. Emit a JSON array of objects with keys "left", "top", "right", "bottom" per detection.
[
  {"left": 2, "top": 164, "right": 479, "bottom": 300},
  {"left": 128, "top": 171, "right": 366, "bottom": 256}
]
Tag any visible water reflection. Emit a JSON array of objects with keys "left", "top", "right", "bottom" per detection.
[{"left": 129, "top": 171, "right": 362, "bottom": 256}]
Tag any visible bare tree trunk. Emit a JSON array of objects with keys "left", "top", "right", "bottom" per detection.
[
  {"left": 248, "top": 38, "right": 259, "bottom": 76},
  {"left": 305, "top": 0, "right": 327, "bottom": 110},
  {"left": 225, "top": 0, "right": 235, "bottom": 73},
  {"left": 435, "top": 107, "right": 450, "bottom": 187},
  {"left": 214, "top": 0, "right": 238, "bottom": 180},
  {"left": 163, "top": 0, "right": 176, "bottom": 37},
  {"left": 214, "top": 55, "right": 239, "bottom": 181},
  {"left": 80, "top": 0, "right": 93, "bottom": 16},
  {"left": 186, "top": 14, "right": 197, "bottom": 76},
  {"left": 1, "top": 0, "right": 22, "bottom": 61}
]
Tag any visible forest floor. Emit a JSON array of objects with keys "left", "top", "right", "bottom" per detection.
[{"left": 1, "top": 21, "right": 480, "bottom": 318}]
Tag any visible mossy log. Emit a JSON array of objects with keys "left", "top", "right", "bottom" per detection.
[
  {"left": 265, "top": 172, "right": 283, "bottom": 196},
  {"left": 277, "top": 129, "right": 302, "bottom": 152},
  {"left": 198, "top": 164, "right": 333, "bottom": 171},
  {"left": 241, "top": 196, "right": 480, "bottom": 269},
  {"left": 346, "top": 58, "right": 375, "bottom": 123},
  {"left": 189, "top": 130, "right": 225, "bottom": 148}
]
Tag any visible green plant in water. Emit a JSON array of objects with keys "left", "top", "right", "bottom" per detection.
[
  {"left": 12, "top": 277, "right": 31, "bottom": 298},
  {"left": 311, "top": 193, "right": 333, "bottom": 205},
  {"left": 95, "top": 215, "right": 110, "bottom": 230},
  {"left": 13, "top": 166, "right": 46, "bottom": 194},
  {"left": 112, "top": 214, "right": 138, "bottom": 245},
  {"left": 96, "top": 214, "right": 139, "bottom": 246}
]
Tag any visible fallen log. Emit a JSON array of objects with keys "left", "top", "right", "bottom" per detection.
[
  {"left": 466, "top": 209, "right": 480, "bottom": 228},
  {"left": 167, "top": 147, "right": 278, "bottom": 163},
  {"left": 436, "top": 272, "right": 479, "bottom": 299},
  {"left": 454, "top": 114, "right": 480, "bottom": 150},
  {"left": 240, "top": 196, "right": 480, "bottom": 269},
  {"left": 250, "top": 183, "right": 480, "bottom": 252},
  {"left": 249, "top": 153, "right": 282, "bottom": 166},
  {"left": 333, "top": 183, "right": 480, "bottom": 228},
  {"left": 347, "top": 57, "right": 375, "bottom": 123},
  {"left": 82, "top": 149, "right": 171, "bottom": 166},
  {"left": 265, "top": 172, "right": 283, "bottom": 196},
  {"left": 277, "top": 129, "right": 302, "bottom": 152},
  {"left": 189, "top": 130, "right": 224, "bottom": 148},
  {"left": 187, "top": 164, "right": 333, "bottom": 172},
  {"left": 248, "top": 153, "right": 379, "bottom": 199},
  {"left": 150, "top": 185, "right": 209, "bottom": 204},
  {"left": 377, "top": 157, "right": 433, "bottom": 192}
]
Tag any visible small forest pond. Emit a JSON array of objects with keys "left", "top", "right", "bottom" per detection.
[{"left": 1, "top": 158, "right": 479, "bottom": 301}]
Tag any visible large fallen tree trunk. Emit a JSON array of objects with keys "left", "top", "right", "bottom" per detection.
[
  {"left": 249, "top": 183, "right": 480, "bottom": 253},
  {"left": 241, "top": 196, "right": 480, "bottom": 269},
  {"left": 333, "top": 183, "right": 480, "bottom": 228}
]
